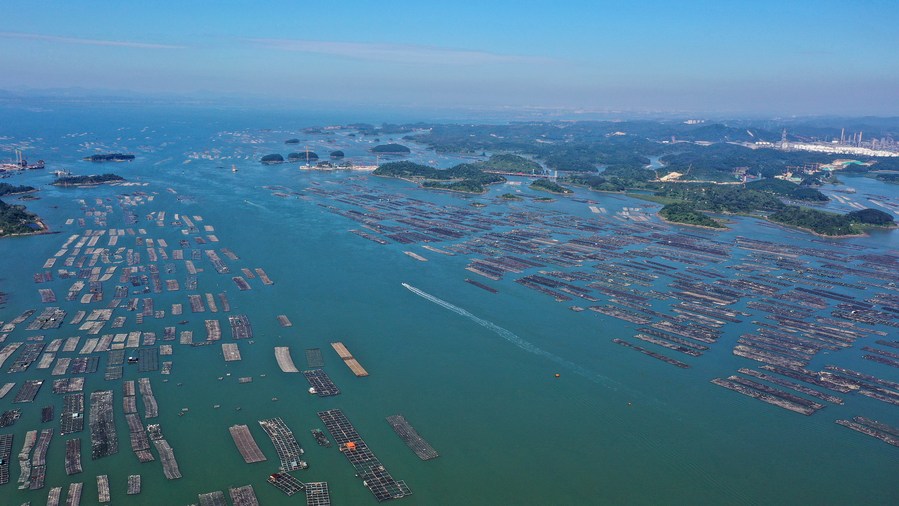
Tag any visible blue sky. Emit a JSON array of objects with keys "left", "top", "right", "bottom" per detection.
[{"left": 1, "top": 0, "right": 897, "bottom": 115}]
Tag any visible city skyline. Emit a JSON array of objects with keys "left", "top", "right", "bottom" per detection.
[{"left": 1, "top": 0, "right": 898, "bottom": 115}]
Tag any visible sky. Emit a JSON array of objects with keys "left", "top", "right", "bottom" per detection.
[{"left": 1, "top": 0, "right": 897, "bottom": 115}]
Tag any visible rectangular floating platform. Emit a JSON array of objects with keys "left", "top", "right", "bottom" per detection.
[
  {"left": 89, "top": 390, "right": 118, "bottom": 459},
  {"left": 277, "top": 315, "right": 293, "bottom": 327},
  {"left": 303, "top": 369, "right": 341, "bottom": 397},
  {"left": 305, "top": 482, "right": 331, "bottom": 506},
  {"left": 127, "top": 474, "right": 141, "bottom": 494},
  {"left": 318, "top": 409, "right": 410, "bottom": 502},
  {"left": 305, "top": 348, "right": 324, "bottom": 368},
  {"left": 65, "top": 438, "right": 82, "bottom": 475},
  {"left": 13, "top": 379, "right": 43, "bottom": 403},
  {"left": 229, "top": 484, "right": 260, "bottom": 506},
  {"left": 229, "top": 424, "right": 267, "bottom": 464},
  {"left": 386, "top": 415, "right": 439, "bottom": 460},
  {"left": 331, "top": 342, "right": 368, "bottom": 377},
  {"left": 66, "top": 481, "right": 83, "bottom": 506},
  {"left": 222, "top": 343, "right": 242, "bottom": 362},
  {"left": 268, "top": 472, "right": 305, "bottom": 496},
  {"left": 198, "top": 490, "right": 228, "bottom": 506}
]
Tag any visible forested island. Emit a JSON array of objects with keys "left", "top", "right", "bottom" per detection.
[
  {"left": 260, "top": 154, "right": 284, "bottom": 164},
  {"left": 658, "top": 202, "right": 726, "bottom": 228},
  {"left": 288, "top": 151, "right": 319, "bottom": 162},
  {"left": 0, "top": 183, "right": 36, "bottom": 196},
  {"left": 530, "top": 178, "right": 572, "bottom": 194},
  {"left": 0, "top": 199, "right": 43, "bottom": 237},
  {"left": 371, "top": 143, "right": 411, "bottom": 154},
  {"left": 373, "top": 161, "right": 505, "bottom": 193},
  {"left": 83, "top": 153, "right": 135, "bottom": 162},
  {"left": 53, "top": 173, "right": 125, "bottom": 186},
  {"left": 330, "top": 150, "right": 345, "bottom": 158}
]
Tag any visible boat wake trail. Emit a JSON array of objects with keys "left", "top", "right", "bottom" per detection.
[{"left": 403, "top": 283, "right": 624, "bottom": 390}]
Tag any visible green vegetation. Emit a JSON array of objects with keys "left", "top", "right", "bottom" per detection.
[
  {"left": 655, "top": 185, "right": 784, "bottom": 213},
  {"left": 84, "top": 153, "right": 135, "bottom": 162},
  {"left": 500, "top": 193, "right": 523, "bottom": 200},
  {"left": 374, "top": 161, "right": 505, "bottom": 193},
  {"left": 479, "top": 154, "right": 542, "bottom": 173},
  {"left": 330, "top": 150, "right": 345, "bottom": 158},
  {"left": 0, "top": 199, "right": 41, "bottom": 236},
  {"left": 659, "top": 202, "right": 724, "bottom": 228},
  {"left": 0, "top": 183, "right": 35, "bottom": 196},
  {"left": 846, "top": 208, "right": 894, "bottom": 225},
  {"left": 530, "top": 178, "right": 572, "bottom": 194},
  {"left": 260, "top": 154, "right": 284, "bottom": 164},
  {"left": 744, "top": 178, "right": 828, "bottom": 201},
  {"left": 769, "top": 206, "right": 894, "bottom": 235},
  {"left": 371, "top": 143, "right": 411, "bottom": 154},
  {"left": 53, "top": 173, "right": 124, "bottom": 186},
  {"left": 285, "top": 138, "right": 300, "bottom": 144},
  {"left": 288, "top": 151, "right": 319, "bottom": 162}
]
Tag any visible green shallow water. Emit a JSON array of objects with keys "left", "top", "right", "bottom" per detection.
[{"left": 0, "top": 104, "right": 897, "bottom": 505}]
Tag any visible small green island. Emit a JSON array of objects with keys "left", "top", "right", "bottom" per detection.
[
  {"left": 83, "top": 153, "right": 135, "bottom": 162},
  {"left": 659, "top": 202, "right": 725, "bottom": 228},
  {"left": 0, "top": 183, "right": 36, "bottom": 196},
  {"left": 288, "top": 151, "right": 319, "bottom": 162},
  {"left": 500, "top": 193, "right": 523, "bottom": 200},
  {"left": 373, "top": 161, "right": 506, "bottom": 194},
  {"left": 260, "top": 154, "right": 284, "bottom": 164},
  {"left": 371, "top": 143, "right": 411, "bottom": 154},
  {"left": 530, "top": 178, "right": 573, "bottom": 194},
  {"left": 284, "top": 138, "right": 300, "bottom": 144},
  {"left": 480, "top": 153, "right": 542, "bottom": 173},
  {"left": 0, "top": 198, "right": 44, "bottom": 237},
  {"left": 53, "top": 173, "right": 125, "bottom": 186},
  {"left": 330, "top": 150, "right": 345, "bottom": 158}
]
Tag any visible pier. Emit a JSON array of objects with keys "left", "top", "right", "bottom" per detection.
[
  {"left": 306, "top": 482, "right": 331, "bottom": 506},
  {"left": 331, "top": 342, "right": 369, "bottom": 377},
  {"left": 228, "top": 424, "right": 267, "bottom": 464},
  {"left": 97, "top": 474, "right": 110, "bottom": 503},
  {"left": 386, "top": 415, "right": 438, "bottom": 460}
]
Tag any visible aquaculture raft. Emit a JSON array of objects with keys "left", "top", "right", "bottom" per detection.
[
  {"left": 229, "top": 424, "right": 267, "bottom": 464},
  {"left": 303, "top": 369, "right": 340, "bottom": 397},
  {"left": 386, "top": 415, "right": 438, "bottom": 460},
  {"left": 318, "top": 409, "right": 410, "bottom": 502},
  {"left": 331, "top": 342, "right": 369, "bottom": 377}
]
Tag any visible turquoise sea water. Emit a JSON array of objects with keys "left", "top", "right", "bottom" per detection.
[{"left": 0, "top": 103, "right": 897, "bottom": 505}]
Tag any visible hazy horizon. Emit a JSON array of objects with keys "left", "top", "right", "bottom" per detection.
[{"left": 2, "top": 0, "right": 898, "bottom": 116}]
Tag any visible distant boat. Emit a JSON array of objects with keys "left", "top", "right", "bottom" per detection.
[{"left": 232, "top": 164, "right": 238, "bottom": 172}]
